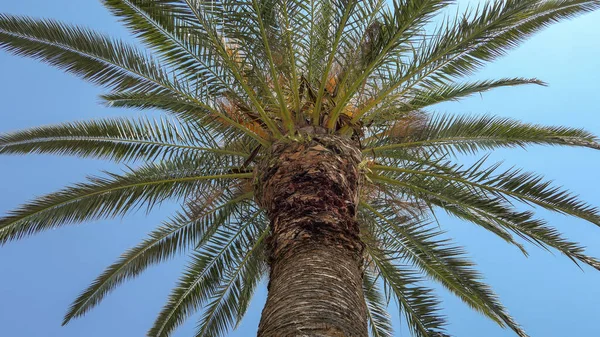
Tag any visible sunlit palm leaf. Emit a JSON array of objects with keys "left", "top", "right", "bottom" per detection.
[
  {"left": 149, "top": 209, "right": 267, "bottom": 337},
  {"left": 360, "top": 202, "right": 528, "bottom": 336},
  {"left": 0, "top": 157, "right": 250, "bottom": 244},
  {"left": 0, "top": 14, "right": 176, "bottom": 93},
  {"left": 328, "top": 0, "right": 453, "bottom": 128},
  {"left": 62, "top": 188, "right": 253, "bottom": 324},
  {"left": 365, "top": 78, "right": 545, "bottom": 123},
  {"left": 352, "top": 0, "right": 600, "bottom": 122},
  {"left": 368, "top": 169, "right": 600, "bottom": 270},
  {"left": 102, "top": 0, "right": 234, "bottom": 94},
  {"left": 99, "top": 91, "right": 266, "bottom": 145},
  {"left": 363, "top": 270, "right": 394, "bottom": 337},
  {"left": 195, "top": 218, "right": 268, "bottom": 337},
  {"left": 372, "top": 159, "right": 600, "bottom": 226},
  {"left": 0, "top": 117, "right": 247, "bottom": 162},
  {"left": 364, "top": 239, "right": 448, "bottom": 337},
  {"left": 365, "top": 114, "right": 600, "bottom": 155}
]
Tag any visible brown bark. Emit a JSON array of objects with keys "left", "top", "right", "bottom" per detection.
[{"left": 255, "top": 127, "right": 368, "bottom": 337}]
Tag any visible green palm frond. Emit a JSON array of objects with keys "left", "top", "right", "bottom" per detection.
[
  {"left": 327, "top": 0, "right": 452, "bottom": 128},
  {"left": 205, "top": 0, "right": 295, "bottom": 127},
  {"left": 351, "top": 0, "right": 600, "bottom": 123},
  {"left": 62, "top": 188, "right": 253, "bottom": 325},
  {"left": 100, "top": 91, "right": 203, "bottom": 114},
  {"left": 195, "top": 218, "right": 268, "bottom": 337},
  {"left": 365, "top": 78, "right": 545, "bottom": 124},
  {"left": 0, "top": 117, "right": 247, "bottom": 162},
  {"left": 178, "top": 0, "right": 276, "bottom": 100},
  {"left": 0, "top": 14, "right": 175, "bottom": 93},
  {"left": 368, "top": 171, "right": 529, "bottom": 252},
  {"left": 0, "top": 157, "right": 250, "bottom": 244},
  {"left": 304, "top": 0, "right": 335, "bottom": 83},
  {"left": 485, "top": 209, "right": 600, "bottom": 269},
  {"left": 368, "top": 167, "right": 600, "bottom": 271},
  {"left": 364, "top": 239, "right": 448, "bottom": 337},
  {"left": 360, "top": 202, "right": 528, "bottom": 336},
  {"left": 433, "top": 0, "right": 600, "bottom": 79},
  {"left": 273, "top": 0, "right": 304, "bottom": 114},
  {"left": 149, "top": 209, "right": 268, "bottom": 337},
  {"left": 245, "top": 0, "right": 295, "bottom": 132},
  {"left": 369, "top": 0, "right": 452, "bottom": 68},
  {"left": 98, "top": 91, "right": 268, "bottom": 146},
  {"left": 0, "top": 13, "right": 273, "bottom": 145},
  {"left": 372, "top": 159, "right": 600, "bottom": 226},
  {"left": 365, "top": 114, "right": 600, "bottom": 155},
  {"left": 311, "top": 0, "right": 361, "bottom": 124},
  {"left": 169, "top": 1, "right": 285, "bottom": 138},
  {"left": 234, "top": 249, "right": 268, "bottom": 329},
  {"left": 101, "top": 0, "right": 235, "bottom": 95},
  {"left": 363, "top": 270, "right": 394, "bottom": 337},
  {"left": 325, "top": 0, "right": 387, "bottom": 96}
]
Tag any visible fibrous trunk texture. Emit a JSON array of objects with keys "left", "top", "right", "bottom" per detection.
[{"left": 255, "top": 127, "right": 368, "bottom": 337}]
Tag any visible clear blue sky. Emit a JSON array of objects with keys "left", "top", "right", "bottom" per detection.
[{"left": 1, "top": 1, "right": 599, "bottom": 336}]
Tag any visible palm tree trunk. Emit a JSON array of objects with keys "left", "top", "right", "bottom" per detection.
[{"left": 255, "top": 128, "right": 368, "bottom": 337}]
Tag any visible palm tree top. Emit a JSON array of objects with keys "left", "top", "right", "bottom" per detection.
[{"left": 1, "top": 1, "right": 600, "bottom": 336}]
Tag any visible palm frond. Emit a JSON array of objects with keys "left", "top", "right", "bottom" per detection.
[
  {"left": 62, "top": 188, "right": 253, "bottom": 325},
  {"left": 276, "top": 0, "right": 304, "bottom": 114},
  {"left": 360, "top": 202, "right": 528, "bottom": 337},
  {"left": 368, "top": 169, "right": 600, "bottom": 271},
  {"left": 365, "top": 114, "right": 600, "bottom": 155},
  {"left": 353, "top": 0, "right": 600, "bottom": 122},
  {"left": 0, "top": 157, "right": 250, "bottom": 244},
  {"left": 364, "top": 239, "right": 448, "bottom": 337},
  {"left": 370, "top": 171, "right": 528, "bottom": 248},
  {"left": 0, "top": 13, "right": 273, "bottom": 145},
  {"left": 304, "top": 0, "right": 335, "bottom": 83},
  {"left": 0, "top": 14, "right": 175, "bottom": 93},
  {"left": 486, "top": 209, "right": 600, "bottom": 270},
  {"left": 0, "top": 117, "right": 247, "bottom": 162},
  {"left": 434, "top": 0, "right": 600, "bottom": 79},
  {"left": 195, "top": 217, "right": 268, "bottom": 337},
  {"left": 328, "top": 0, "right": 452, "bottom": 128},
  {"left": 100, "top": 91, "right": 271, "bottom": 146},
  {"left": 246, "top": 0, "right": 295, "bottom": 132},
  {"left": 101, "top": 0, "right": 235, "bottom": 95},
  {"left": 365, "top": 78, "right": 545, "bottom": 124},
  {"left": 372, "top": 159, "right": 600, "bottom": 226},
  {"left": 363, "top": 269, "right": 394, "bottom": 337},
  {"left": 149, "top": 209, "right": 268, "bottom": 337},
  {"left": 311, "top": 0, "right": 361, "bottom": 124},
  {"left": 176, "top": 1, "right": 285, "bottom": 138}
]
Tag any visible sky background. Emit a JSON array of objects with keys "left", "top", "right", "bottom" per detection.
[{"left": 1, "top": 1, "right": 599, "bottom": 336}]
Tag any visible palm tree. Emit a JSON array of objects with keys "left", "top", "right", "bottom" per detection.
[{"left": 1, "top": 0, "right": 600, "bottom": 336}]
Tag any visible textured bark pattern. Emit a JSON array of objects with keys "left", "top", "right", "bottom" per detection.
[
  {"left": 255, "top": 127, "right": 368, "bottom": 337},
  {"left": 257, "top": 245, "right": 367, "bottom": 337}
]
